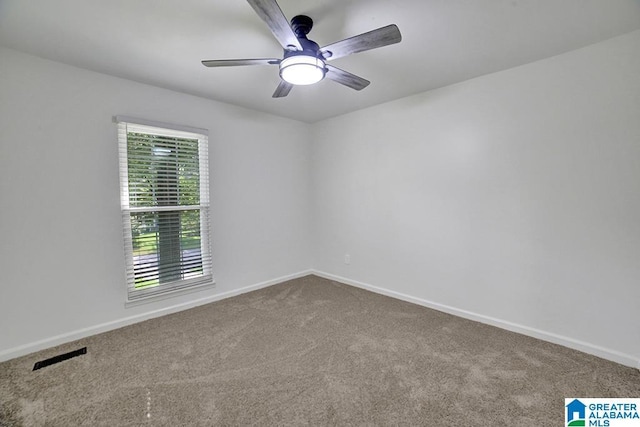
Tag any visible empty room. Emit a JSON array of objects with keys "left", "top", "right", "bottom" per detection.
[{"left": 1, "top": 0, "right": 639, "bottom": 425}]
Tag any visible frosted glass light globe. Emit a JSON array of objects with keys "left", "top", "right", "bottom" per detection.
[{"left": 280, "top": 55, "right": 326, "bottom": 85}]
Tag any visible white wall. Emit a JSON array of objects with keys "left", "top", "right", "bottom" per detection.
[
  {"left": 311, "top": 30, "right": 640, "bottom": 367},
  {"left": 0, "top": 47, "right": 311, "bottom": 360}
]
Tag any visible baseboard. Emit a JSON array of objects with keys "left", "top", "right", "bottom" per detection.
[
  {"left": 311, "top": 270, "right": 640, "bottom": 370},
  {"left": 0, "top": 270, "right": 313, "bottom": 363}
]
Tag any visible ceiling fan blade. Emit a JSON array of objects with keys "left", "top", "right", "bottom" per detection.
[
  {"left": 202, "top": 58, "right": 280, "bottom": 67},
  {"left": 321, "top": 24, "right": 402, "bottom": 61},
  {"left": 246, "top": 0, "right": 302, "bottom": 51},
  {"left": 272, "top": 80, "right": 293, "bottom": 98},
  {"left": 325, "top": 65, "right": 370, "bottom": 91}
]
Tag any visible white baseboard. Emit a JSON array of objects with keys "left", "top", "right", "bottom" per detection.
[
  {"left": 311, "top": 270, "right": 640, "bottom": 370},
  {"left": 0, "top": 270, "right": 313, "bottom": 363}
]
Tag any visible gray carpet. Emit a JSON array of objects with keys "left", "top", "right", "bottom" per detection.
[{"left": 1, "top": 275, "right": 638, "bottom": 426}]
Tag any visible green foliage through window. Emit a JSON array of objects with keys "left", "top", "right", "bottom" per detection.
[{"left": 126, "top": 132, "right": 204, "bottom": 289}]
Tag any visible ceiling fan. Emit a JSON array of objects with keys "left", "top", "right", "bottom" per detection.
[{"left": 201, "top": 0, "right": 402, "bottom": 98}]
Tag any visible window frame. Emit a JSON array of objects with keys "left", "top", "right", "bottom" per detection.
[{"left": 116, "top": 116, "right": 214, "bottom": 303}]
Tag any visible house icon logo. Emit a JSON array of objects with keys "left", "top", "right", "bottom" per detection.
[{"left": 566, "top": 399, "right": 586, "bottom": 426}]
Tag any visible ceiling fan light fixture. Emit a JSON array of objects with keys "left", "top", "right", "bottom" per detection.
[
  {"left": 201, "top": 1, "right": 402, "bottom": 97},
  {"left": 279, "top": 55, "right": 326, "bottom": 85}
]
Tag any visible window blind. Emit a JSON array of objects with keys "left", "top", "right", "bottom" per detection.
[{"left": 117, "top": 119, "right": 213, "bottom": 301}]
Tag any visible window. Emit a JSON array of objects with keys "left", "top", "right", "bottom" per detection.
[{"left": 117, "top": 116, "right": 213, "bottom": 301}]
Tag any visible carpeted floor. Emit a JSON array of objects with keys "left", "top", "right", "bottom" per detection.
[{"left": 1, "top": 275, "right": 638, "bottom": 426}]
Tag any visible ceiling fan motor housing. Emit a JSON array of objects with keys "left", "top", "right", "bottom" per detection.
[{"left": 284, "top": 15, "right": 325, "bottom": 63}]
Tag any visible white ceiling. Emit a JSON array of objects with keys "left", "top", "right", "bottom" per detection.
[{"left": 2, "top": 0, "right": 640, "bottom": 123}]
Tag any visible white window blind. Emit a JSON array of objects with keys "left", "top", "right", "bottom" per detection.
[{"left": 117, "top": 117, "right": 213, "bottom": 301}]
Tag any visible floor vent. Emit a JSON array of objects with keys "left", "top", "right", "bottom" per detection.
[{"left": 32, "top": 347, "right": 87, "bottom": 371}]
